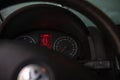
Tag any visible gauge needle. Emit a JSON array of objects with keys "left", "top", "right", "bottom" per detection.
[{"left": 60, "top": 46, "right": 67, "bottom": 53}]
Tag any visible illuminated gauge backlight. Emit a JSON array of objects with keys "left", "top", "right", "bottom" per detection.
[{"left": 40, "top": 34, "right": 52, "bottom": 48}]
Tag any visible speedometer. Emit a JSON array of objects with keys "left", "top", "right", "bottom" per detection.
[{"left": 53, "top": 36, "right": 78, "bottom": 57}]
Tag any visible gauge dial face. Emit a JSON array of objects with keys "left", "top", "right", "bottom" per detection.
[
  {"left": 16, "top": 36, "right": 36, "bottom": 44},
  {"left": 53, "top": 36, "right": 78, "bottom": 57}
]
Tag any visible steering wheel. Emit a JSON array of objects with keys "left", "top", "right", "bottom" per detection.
[{"left": 0, "top": 0, "right": 120, "bottom": 80}]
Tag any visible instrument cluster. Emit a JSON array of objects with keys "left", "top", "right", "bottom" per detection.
[{"left": 16, "top": 31, "right": 82, "bottom": 59}]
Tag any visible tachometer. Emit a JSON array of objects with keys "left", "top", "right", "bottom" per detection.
[
  {"left": 53, "top": 36, "right": 78, "bottom": 57},
  {"left": 16, "top": 35, "right": 36, "bottom": 44}
]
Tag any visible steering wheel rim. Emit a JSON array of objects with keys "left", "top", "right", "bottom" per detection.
[{"left": 0, "top": 0, "right": 120, "bottom": 80}]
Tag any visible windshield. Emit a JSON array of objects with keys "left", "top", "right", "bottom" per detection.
[
  {"left": 88, "top": 0, "right": 120, "bottom": 25},
  {"left": 0, "top": 0, "right": 120, "bottom": 26}
]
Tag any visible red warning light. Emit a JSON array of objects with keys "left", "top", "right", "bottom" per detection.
[{"left": 40, "top": 34, "right": 51, "bottom": 48}]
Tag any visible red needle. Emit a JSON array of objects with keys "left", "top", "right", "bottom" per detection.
[{"left": 60, "top": 47, "right": 67, "bottom": 53}]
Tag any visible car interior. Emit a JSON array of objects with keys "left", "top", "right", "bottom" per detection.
[{"left": 0, "top": 0, "right": 120, "bottom": 80}]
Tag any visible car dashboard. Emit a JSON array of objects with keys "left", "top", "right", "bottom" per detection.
[
  {"left": 0, "top": 1, "right": 118, "bottom": 67},
  {"left": 0, "top": 2, "right": 92, "bottom": 63},
  {"left": 0, "top": 1, "right": 120, "bottom": 80}
]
